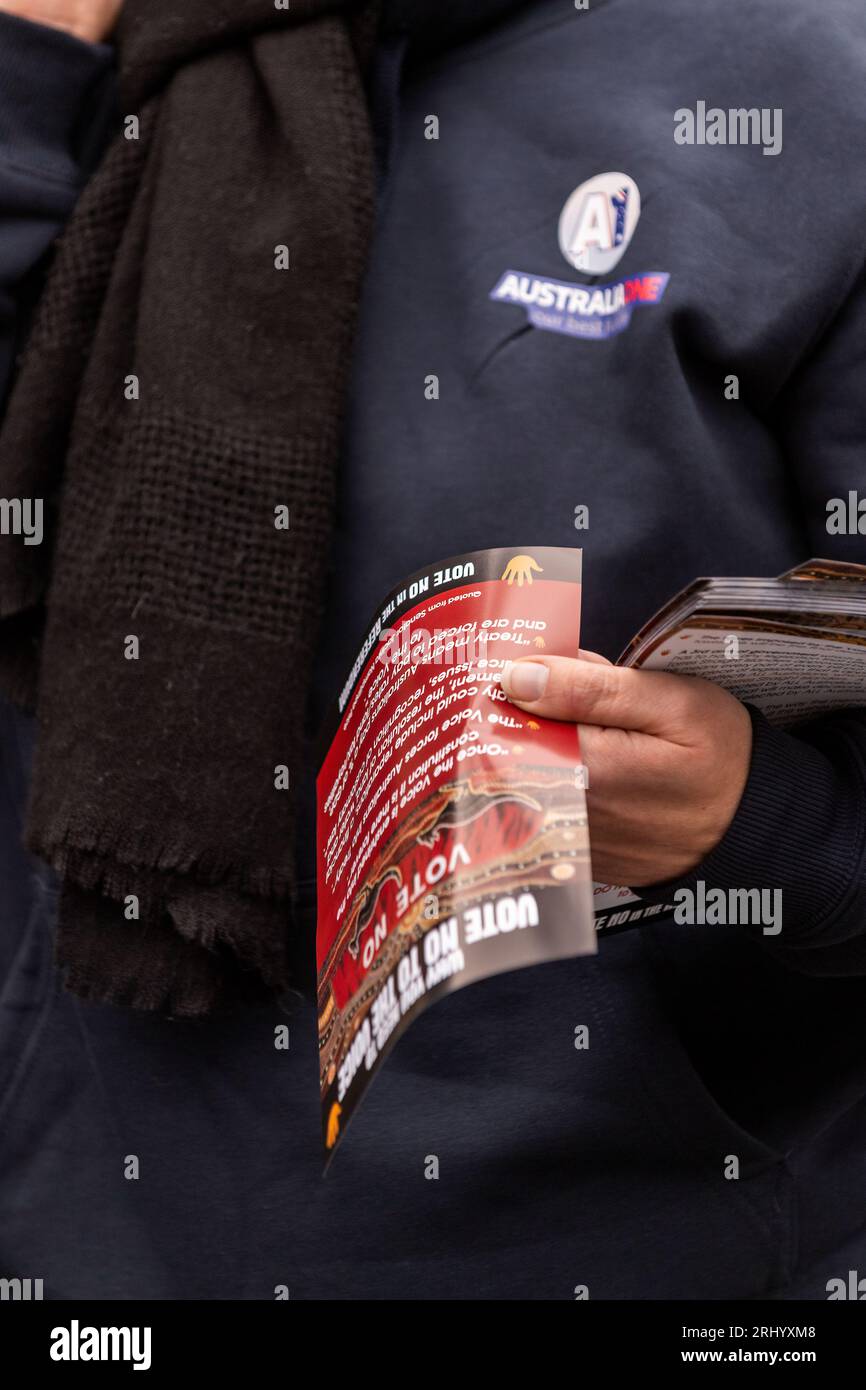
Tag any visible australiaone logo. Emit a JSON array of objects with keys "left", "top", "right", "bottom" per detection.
[
  {"left": 490, "top": 268, "right": 669, "bottom": 342},
  {"left": 490, "top": 171, "right": 669, "bottom": 341}
]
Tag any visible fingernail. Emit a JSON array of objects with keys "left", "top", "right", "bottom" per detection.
[{"left": 501, "top": 660, "right": 549, "bottom": 702}]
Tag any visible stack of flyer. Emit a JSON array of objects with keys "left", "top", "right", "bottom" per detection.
[
  {"left": 592, "top": 557, "right": 866, "bottom": 931},
  {"left": 620, "top": 557, "right": 866, "bottom": 726}
]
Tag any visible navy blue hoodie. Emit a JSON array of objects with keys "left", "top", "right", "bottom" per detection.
[{"left": 1, "top": 0, "right": 866, "bottom": 1300}]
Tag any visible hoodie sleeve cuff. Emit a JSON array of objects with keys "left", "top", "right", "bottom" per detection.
[
  {"left": 631, "top": 704, "right": 866, "bottom": 948},
  {"left": 0, "top": 11, "right": 114, "bottom": 187}
]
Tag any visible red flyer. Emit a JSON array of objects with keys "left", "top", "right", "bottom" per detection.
[{"left": 316, "top": 546, "right": 595, "bottom": 1160}]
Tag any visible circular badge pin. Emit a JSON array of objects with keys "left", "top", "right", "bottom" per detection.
[{"left": 558, "top": 172, "right": 641, "bottom": 275}]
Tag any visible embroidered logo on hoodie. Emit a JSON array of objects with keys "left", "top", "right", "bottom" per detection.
[{"left": 490, "top": 172, "right": 669, "bottom": 341}]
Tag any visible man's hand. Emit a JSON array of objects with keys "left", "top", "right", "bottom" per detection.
[
  {"left": 500, "top": 652, "right": 753, "bottom": 887},
  {"left": 0, "top": 0, "right": 121, "bottom": 42}
]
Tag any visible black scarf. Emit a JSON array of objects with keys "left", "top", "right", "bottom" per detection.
[
  {"left": 0, "top": 0, "right": 376, "bottom": 1013},
  {"left": 0, "top": 0, "right": 535, "bottom": 1016}
]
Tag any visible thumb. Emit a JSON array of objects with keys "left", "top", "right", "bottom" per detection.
[{"left": 500, "top": 653, "right": 691, "bottom": 737}]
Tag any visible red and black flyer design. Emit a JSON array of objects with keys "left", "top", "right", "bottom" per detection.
[{"left": 316, "top": 547, "right": 595, "bottom": 1160}]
